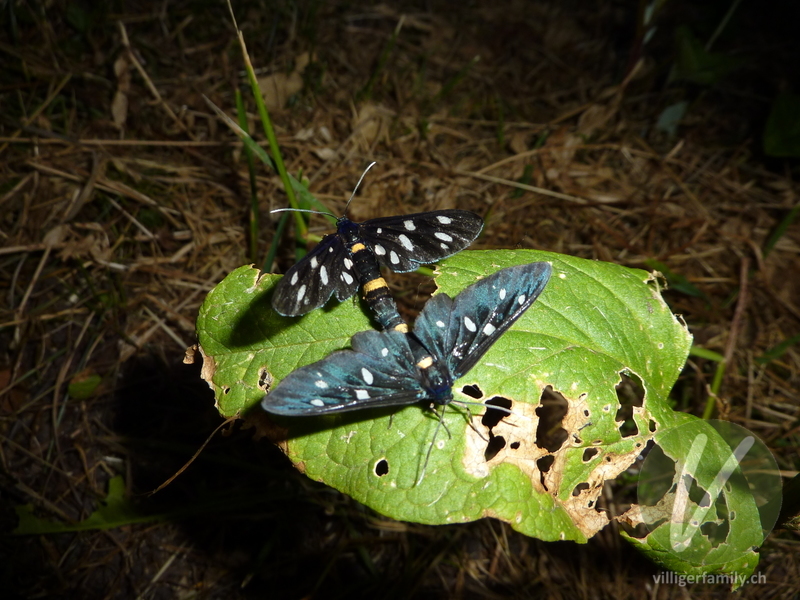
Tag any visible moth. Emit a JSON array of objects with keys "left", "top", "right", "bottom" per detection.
[
  {"left": 271, "top": 165, "right": 484, "bottom": 332},
  {"left": 263, "top": 262, "right": 552, "bottom": 480}
]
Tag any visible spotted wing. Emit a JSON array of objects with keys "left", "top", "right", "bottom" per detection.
[
  {"left": 271, "top": 234, "right": 360, "bottom": 317},
  {"left": 359, "top": 210, "right": 483, "bottom": 273},
  {"left": 261, "top": 330, "right": 427, "bottom": 416},
  {"left": 413, "top": 262, "right": 552, "bottom": 378}
]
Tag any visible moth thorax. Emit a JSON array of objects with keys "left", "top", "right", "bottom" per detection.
[
  {"left": 418, "top": 363, "right": 454, "bottom": 406},
  {"left": 336, "top": 217, "right": 360, "bottom": 242}
]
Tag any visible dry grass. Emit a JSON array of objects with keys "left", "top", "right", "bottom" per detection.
[{"left": 2, "top": 1, "right": 799, "bottom": 598}]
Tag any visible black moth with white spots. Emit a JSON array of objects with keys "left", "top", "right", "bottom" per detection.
[
  {"left": 262, "top": 261, "right": 552, "bottom": 416},
  {"left": 270, "top": 210, "right": 484, "bottom": 330}
]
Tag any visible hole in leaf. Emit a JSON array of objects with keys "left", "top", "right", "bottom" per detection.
[
  {"left": 537, "top": 455, "right": 555, "bottom": 473},
  {"left": 461, "top": 384, "right": 483, "bottom": 399},
  {"left": 697, "top": 486, "right": 731, "bottom": 548},
  {"left": 257, "top": 367, "right": 273, "bottom": 391},
  {"left": 537, "top": 455, "right": 555, "bottom": 490},
  {"left": 582, "top": 448, "right": 599, "bottom": 462},
  {"left": 222, "top": 386, "right": 230, "bottom": 395},
  {"left": 572, "top": 482, "right": 590, "bottom": 497},
  {"left": 638, "top": 438, "right": 656, "bottom": 460},
  {"left": 510, "top": 441, "right": 520, "bottom": 450},
  {"left": 535, "top": 387, "right": 568, "bottom": 452},
  {"left": 701, "top": 519, "right": 730, "bottom": 548},
  {"left": 484, "top": 436, "right": 506, "bottom": 461},
  {"left": 374, "top": 459, "right": 389, "bottom": 476},
  {"left": 615, "top": 371, "right": 645, "bottom": 438},
  {"left": 648, "top": 419, "right": 657, "bottom": 433},
  {"left": 481, "top": 396, "right": 512, "bottom": 428},
  {"left": 686, "top": 475, "right": 709, "bottom": 506}
]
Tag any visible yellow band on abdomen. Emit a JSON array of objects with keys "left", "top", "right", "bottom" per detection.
[{"left": 363, "top": 277, "right": 388, "bottom": 293}]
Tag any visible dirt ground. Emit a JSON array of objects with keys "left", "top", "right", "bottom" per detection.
[{"left": 2, "top": 1, "right": 799, "bottom": 598}]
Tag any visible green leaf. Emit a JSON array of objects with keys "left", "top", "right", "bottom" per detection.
[
  {"left": 756, "top": 332, "right": 800, "bottom": 364},
  {"left": 689, "top": 345, "right": 724, "bottom": 362},
  {"left": 763, "top": 92, "right": 800, "bottom": 159},
  {"left": 670, "top": 26, "right": 741, "bottom": 86},
  {"left": 13, "top": 476, "right": 157, "bottom": 534},
  {"left": 67, "top": 371, "right": 102, "bottom": 399},
  {"left": 763, "top": 201, "right": 800, "bottom": 258},
  {"left": 196, "top": 265, "right": 372, "bottom": 417},
  {"left": 66, "top": 1, "right": 91, "bottom": 34},
  {"left": 197, "top": 250, "right": 693, "bottom": 544},
  {"left": 626, "top": 416, "right": 779, "bottom": 588}
]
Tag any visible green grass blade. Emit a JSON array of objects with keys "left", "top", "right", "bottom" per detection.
[{"left": 236, "top": 89, "right": 260, "bottom": 263}]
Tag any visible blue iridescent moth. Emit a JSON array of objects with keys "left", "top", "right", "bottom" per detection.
[{"left": 262, "top": 261, "right": 552, "bottom": 416}]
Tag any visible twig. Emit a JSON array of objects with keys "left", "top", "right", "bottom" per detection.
[
  {"left": 149, "top": 416, "right": 237, "bottom": 495},
  {"left": 0, "top": 73, "right": 72, "bottom": 156},
  {"left": 724, "top": 257, "right": 750, "bottom": 367},
  {"left": 117, "top": 21, "right": 195, "bottom": 140},
  {"left": 453, "top": 169, "right": 591, "bottom": 204}
]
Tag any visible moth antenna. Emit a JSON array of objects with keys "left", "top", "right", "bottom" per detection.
[
  {"left": 455, "top": 399, "right": 514, "bottom": 415},
  {"left": 456, "top": 397, "right": 536, "bottom": 424},
  {"left": 270, "top": 207, "right": 337, "bottom": 218},
  {"left": 465, "top": 412, "right": 489, "bottom": 442},
  {"left": 415, "top": 405, "right": 447, "bottom": 487},
  {"left": 343, "top": 161, "right": 377, "bottom": 215}
]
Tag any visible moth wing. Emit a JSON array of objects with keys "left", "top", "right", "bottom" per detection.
[
  {"left": 408, "top": 292, "right": 456, "bottom": 364},
  {"left": 262, "top": 330, "right": 425, "bottom": 416},
  {"left": 360, "top": 210, "right": 483, "bottom": 273},
  {"left": 414, "top": 262, "right": 552, "bottom": 378},
  {"left": 270, "top": 234, "right": 359, "bottom": 316}
]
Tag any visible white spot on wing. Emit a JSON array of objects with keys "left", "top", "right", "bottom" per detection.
[
  {"left": 342, "top": 272, "right": 354, "bottom": 285},
  {"left": 404, "top": 220, "right": 416, "bottom": 231},
  {"left": 436, "top": 320, "right": 445, "bottom": 327},
  {"left": 343, "top": 258, "right": 353, "bottom": 269},
  {"left": 310, "top": 399, "right": 325, "bottom": 407},
  {"left": 440, "top": 243, "right": 449, "bottom": 250},
  {"left": 290, "top": 272, "right": 299, "bottom": 285},
  {"left": 437, "top": 216, "right": 452, "bottom": 224},
  {"left": 355, "top": 389, "right": 370, "bottom": 400},
  {"left": 398, "top": 234, "right": 414, "bottom": 251},
  {"left": 499, "top": 288, "right": 506, "bottom": 299},
  {"left": 517, "top": 294, "right": 526, "bottom": 305},
  {"left": 297, "top": 284, "right": 307, "bottom": 301},
  {"left": 320, "top": 266, "right": 328, "bottom": 285},
  {"left": 435, "top": 232, "right": 453, "bottom": 242},
  {"left": 310, "top": 257, "right": 318, "bottom": 268},
  {"left": 483, "top": 323, "right": 496, "bottom": 336},
  {"left": 315, "top": 380, "right": 328, "bottom": 389},
  {"left": 390, "top": 251, "right": 400, "bottom": 264},
  {"left": 376, "top": 228, "right": 383, "bottom": 234},
  {"left": 464, "top": 316, "right": 477, "bottom": 332},
  {"left": 374, "top": 244, "right": 386, "bottom": 256},
  {"left": 361, "top": 368, "right": 374, "bottom": 385},
  {"left": 381, "top": 347, "right": 389, "bottom": 357}
]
